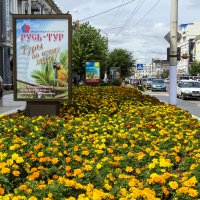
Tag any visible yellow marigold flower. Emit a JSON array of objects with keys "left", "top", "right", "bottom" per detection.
[
  {"left": 127, "top": 152, "right": 134, "bottom": 157},
  {"left": 82, "top": 150, "right": 89, "bottom": 156},
  {"left": 169, "top": 181, "right": 178, "bottom": 190},
  {"left": 137, "top": 152, "right": 145, "bottom": 160},
  {"left": 177, "top": 187, "right": 188, "bottom": 194},
  {"left": 190, "top": 164, "right": 198, "bottom": 170},
  {"left": 96, "top": 163, "right": 102, "bottom": 169},
  {"left": 84, "top": 165, "right": 92, "bottom": 171},
  {"left": 65, "top": 197, "right": 76, "bottom": 200},
  {"left": 0, "top": 187, "right": 5, "bottom": 195},
  {"left": 51, "top": 158, "right": 59, "bottom": 165},
  {"left": 148, "top": 163, "right": 156, "bottom": 169},
  {"left": 28, "top": 197, "right": 38, "bottom": 200},
  {"left": 122, "top": 143, "right": 128, "bottom": 148},
  {"left": 38, "top": 184, "right": 46, "bottom": 190},
  {"left": 188, "top": 188, "right": 198, "bottom": 197},
  {"left": 159, "top": 157, "right": 172, "bottom": 168},
  {"left": 104, "top": 183, "right": 112, "bottom": 191},
  {"left": 126, "top": 167, "right": 133, "bottom": 173},
  {"left": 74, "top": 169, "right": 82, "bottom": 175},
  {"left": 37, "top": 152, "right": 44, "bottom": 157},
  {"left": 183, "top": 176, "right": 198, "bottom": 187},
  {"left": 12, "top": 170, "right": 21, "bottom": 176},
  {"left": 120, "top": 188, "right": 127, "bottom": 196},
  {"left": 6, "top": 159, "right": 13, "bottom": 166},
  {"left": 48, "top": 179, "right": 54, "bottom": 185},
  {"left": 1, "top": 167, "right": 10, "bottom": 174},
  {"left": 9, "top": 146, "right": 16, "bottom": 150}
]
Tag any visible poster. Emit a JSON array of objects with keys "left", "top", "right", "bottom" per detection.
[
  {"left": 85, "top": 61, "right": 100, "bottom": 83},
  {"left": 13, "top": 15, "right": 72, "bottom": 101}
]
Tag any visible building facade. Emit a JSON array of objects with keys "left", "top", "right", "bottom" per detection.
[
  {"left": 0, "top": 0, "right": 62, "bottom": 87},
  {"left": 177, "top": 21, "right": 200, "bottom": 75}
]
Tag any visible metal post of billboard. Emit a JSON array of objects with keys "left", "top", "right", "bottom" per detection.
[{"left": 169, "top": 0, "right": 178, "bottom": 105}]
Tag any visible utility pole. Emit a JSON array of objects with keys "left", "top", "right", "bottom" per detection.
[{"left": 169, "top": 0, "right": 178, "bottom": 105}]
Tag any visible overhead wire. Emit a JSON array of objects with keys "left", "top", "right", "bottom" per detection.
[
  {"left": 107, "top": 0, "right": 126, "bottom": 28},
  {"left": 110, "top": 0, "right": 161, "bottom": 42},
  {"left": 109, "top": 0, "right": 146, "bottom": 41},
  {"left": 79, "top": 0, "right": 137, "bottom": 22}
]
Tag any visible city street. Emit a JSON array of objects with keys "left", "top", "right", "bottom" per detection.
[{"left": 143, "top": 90, "right": 200, "bottom": 119}]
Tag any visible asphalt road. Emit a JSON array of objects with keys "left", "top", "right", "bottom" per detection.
[{"left": 143, "top": 90, "right": 200, "bottom": 119}]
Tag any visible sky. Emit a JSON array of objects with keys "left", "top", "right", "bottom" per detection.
[{"left": 54, "top": 0, "right": 200, "bottom": 64}]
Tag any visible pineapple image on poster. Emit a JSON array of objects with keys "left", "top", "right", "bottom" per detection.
[{"left": 15, "top": 17, "right": 70, "bottom": 100}]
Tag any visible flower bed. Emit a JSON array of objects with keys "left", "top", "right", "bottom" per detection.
[{"left": 0, "top": 86, "right": 200, "bottom": 200}]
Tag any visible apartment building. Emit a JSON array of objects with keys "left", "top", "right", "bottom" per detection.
[
  {"left": 177, "top": 21, "right": 200, "bottom": 75},
  {"left": 0, "top": 0, "right": 62, "bottom": 86}
]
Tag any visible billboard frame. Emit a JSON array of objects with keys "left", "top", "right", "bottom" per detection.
[
  {"left": 13, "top": 14, "right": 72, "bottom": 102},
  {"left": 85, "top": 60, "right": 101, "bottom": 84}
]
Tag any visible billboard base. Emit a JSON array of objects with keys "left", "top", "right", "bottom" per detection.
[{"left": 26, "top": 101, "right": 59, "bottom": 117}]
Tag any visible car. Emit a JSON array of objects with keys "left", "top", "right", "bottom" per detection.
[
  {"left": 151, "top": 79, "right": 166, "bottom": 91},
  {"left": 140, "top": 78, "right": 147, "bottom": 85},
  {"left": 164, "top": 78, "right": 169, "bottom": 83},
  {"left": 0, "top": 76, "right": 3, "bottom": 99},
  {"left": 177, "top": 80, "right": 200, "bottom": 100},
  {"left": 145, "top": 77, "right": 158, "bottom": 89}
]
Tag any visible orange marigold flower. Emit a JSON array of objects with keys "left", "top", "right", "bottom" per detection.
[
  {"left": 51, "top": 158, "right": 59, "bottom": 165},
  {"left": 66, "top": 157, "right": 71, "bottom": 163},
  {"left": 32, "top": 171, "right": 40, "bottom": 179},
  {"left": 12, "top": 170, "right": 20, "bottom": 176},
  {"left": 162, "top": 186, "right": 169, "bottom": 196},
  {"left": 65, "top": 166, "right": 71, "bottom": 171},
  {"left": 0, "top": 188, "right": 5, "bottom": 195},
  {"left": 18, "top": 185, "right": 28, "bottom": 191}
]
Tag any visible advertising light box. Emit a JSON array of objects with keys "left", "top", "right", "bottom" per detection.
[
  {"left": 85, "top": 61, "right": 100, "bottom": 83},
  {"left": 13, "top": 15, "right": 72, "bottom": 101}
]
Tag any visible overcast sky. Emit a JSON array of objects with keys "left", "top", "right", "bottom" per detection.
[{"left": 54, "top": 0, "right": 200, "bottom": 64}]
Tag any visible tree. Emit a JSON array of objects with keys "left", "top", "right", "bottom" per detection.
[
  {"left": 72, "top": 23, "right": 108, "bottom": 80},
  {"left": 189, "top": 61, "right": 200, "bottom": 76},
  {"left": 161, "top": 69, "right": 169, "bottom": 79},
  {"left": 107, "top": 48, "right": 136, "bottom": 79}
]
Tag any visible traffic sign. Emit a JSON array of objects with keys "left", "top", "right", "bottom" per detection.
[
  {"left": 164, "top": 31, "right": 181, "bottom": 43},
  {"left": 136, "top": 64, "right": 144, "bottom": 70}
]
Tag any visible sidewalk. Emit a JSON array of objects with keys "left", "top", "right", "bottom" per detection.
[{"left": 0, "top": 90, "right": 26, "bottom": 115}]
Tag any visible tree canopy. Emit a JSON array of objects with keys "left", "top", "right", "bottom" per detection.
[
  {"left": 107, "top": 48, "right": 136, "bottom": 78},
  {"left": 189, "top": 61, "right": 200, "bottom": 76},
  {"left": 72, "top": 23, "right": 108, "bottom": 77}
]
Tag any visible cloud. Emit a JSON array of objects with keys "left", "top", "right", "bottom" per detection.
[{"left": 54, "top": 0, "right": 199, "bottom": 63}]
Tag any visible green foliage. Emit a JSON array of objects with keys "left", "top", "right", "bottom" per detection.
[
  {"left": 107, "top": 48, "right": 136, "bottom": 78},
  {"left": 31, "top": 63, "right": 55, "bottom": 86},
  {"left": 189, "top": 61, "right": 200, "bottom": 76},
  {"left": 72, "top": 23, "right": 108, "bottom": 77},
  {"left": 59, "top": 49, "right": 68, "bottom": 69},
  {"left": 161, "top": 69, "right": 169, "bottom": 79}
]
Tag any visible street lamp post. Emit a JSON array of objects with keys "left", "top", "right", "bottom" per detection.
[{"left": 169, "top": 0, "right": 178, "bottom": 105}]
